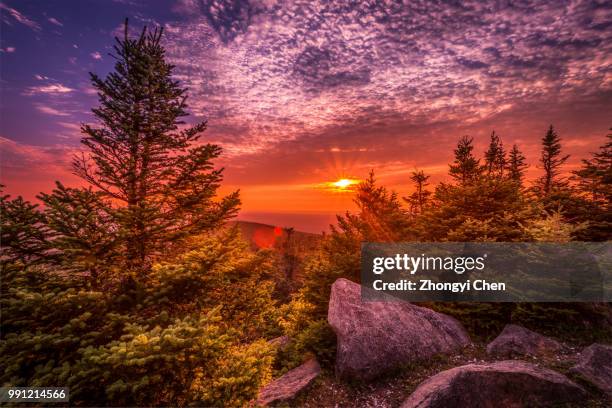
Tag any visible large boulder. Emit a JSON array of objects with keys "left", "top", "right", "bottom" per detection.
[
  {"left": 570, "top": 343, "right": 612, "bottom": 396},
  {"left": 486, "top": 324, "right": 564, "bottom": 358},
  {"left": 328, "top": 278, "right": 470, "bottom": 381},
  {"left": 401, "top": 360, "right": 587, "bottom": 408},
  {"left": 256, "top": 359, "right": 320, "bottom": 406}
]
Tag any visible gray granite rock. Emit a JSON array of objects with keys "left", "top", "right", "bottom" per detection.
[
  {"left": 486, "top": 324, "right": 564, "bottom": 358},
  {"left": 570, "top": 343, "right": 612, "bottom": 397},
  {"left": 256, "top": 358, "right": 320, "bottom": 406},
  {"left": 328, "top": 278, "right": 470, "bottom": 381},
  {"left": 401, "top": 360, "right": 587, "bottom": 408}
]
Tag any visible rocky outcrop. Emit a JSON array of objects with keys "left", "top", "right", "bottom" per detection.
[
  {"left": 328, "top": 278, "right": 470, "bottom": 381},
  {"left": 256, "top": 359, "right": 320, "bottom": 406},
  {"left": 401, "top": 360, "right": 587, "bottom": 408},
  {"left": 486, "top": 324, "right": 564, "bottom": 358},
  {"left": 267, "top": 335, "right": 291, "bottom": 351},
  {"left": 570, "top": 343, "right": 612, "bottom": 396}
]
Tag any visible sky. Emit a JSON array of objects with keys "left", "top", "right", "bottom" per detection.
[{"left": 1, "top": 0, "right": 611, "bottom": 233}]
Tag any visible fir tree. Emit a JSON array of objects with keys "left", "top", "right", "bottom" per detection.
[
  {"left": 38, "top": 182, "right": 118, "bottom": 287},
  {"left": 572, "top": 129, "right": 612, "bottom": 205},
  {"left": 404, "top": 169, "right": 431, "bottom": 215},
  {"left": 537, "top": 125, "right": 569, "bottom": 195},
  {"left": 72, "top": 21, "right": 239, "bottom": 273},
  {"left": 484, "top": 131, "right": 506, "bottom": 177},
  {"left": 569, "top": 129, "right": 612, "bottom": 241},
  {"left": 449, "top": 136, "right": 482, "bottom": 185},
  {"left": 0, "top": 187, "right": 48, "bottom": 265},
  {"left": 347, "top": 170, "right": 413, "bottom": 242},
  {"left": 506, "top": 144, "right": 528, "bottom": 185}
]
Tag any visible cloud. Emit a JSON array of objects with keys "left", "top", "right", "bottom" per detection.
[
  {"left": 34, "top": 104, "right": 70, "bottom": 116},
  {"left": 48, "top": 17, "right": 63, "bottom": 27},
  {"left": 162, "top": 0, "right": 612, "bottom": 163},
  {"left": 90, "top": 51, "right": 102, "bottom": 60},
  {"left": 0, "top": 2, "right": 41, "bottom": 31},
  {"left": 23, "top": 83, "right": 74, "bottom": 96},
  {"left": 0, "top": 136, "right": 83, "bottom": 200}
]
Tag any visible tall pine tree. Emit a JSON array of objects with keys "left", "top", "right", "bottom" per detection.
[
  {"left": 537, "top": 125, "right": 569, "bottom": 195},
  {"left": 449, "top": 136, "right": 482, "bottom": 185},
  {"left": 506, "top": 144, "right": 528, "bottom": 186},
  {"left": 404, "top": 169, "right": 431, "bottom": 215},
  {"left": 572, "top": 129, "right": 611, "bottom": 205},
  {"left": 73, "top": 21, "right": 239, "bottom": 273},
  {"left": 484, "top": 131, "right": 505, "bottom": 178}
]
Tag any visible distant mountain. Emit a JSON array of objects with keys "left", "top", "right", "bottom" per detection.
[{"left": 228, "top": 220, "right": 323, "bottom": 251}]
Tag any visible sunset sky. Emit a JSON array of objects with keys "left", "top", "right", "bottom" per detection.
[{"left": 1, "top": 0, "right": 611, "bottom": 232}]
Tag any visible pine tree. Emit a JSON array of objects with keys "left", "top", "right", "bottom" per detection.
[
  {"left": 72, "top": 21, "right": 239, "bottom": 273},
  {"left": 348, "top": 170, "right": 413, "bottom": 242},
  {"left": 572, "top": 129, "right": 611, "bottom": 205},
  {"left": 484, "top": 131, "right": 506, "bottom": 177},
  {"left": 404, "top": 169, "right": 431, "bottom": 215},
  {"left": 449, "top": 136, "right": 482, "bottom": 185},
  {"left": 537, "top": 125, "right": 569, "bottom": 195},
  {"left": 0, "top": 190, "right": 48, "bottom": 265},
  {"left": 506, "top": 144, "right": 528, "bottom": 185},
  {"left": 38, "top": 182, "right": 118, "bottom": 287},
  {"left": 569, "top": 129, "right": 612, "bottom": 241}
]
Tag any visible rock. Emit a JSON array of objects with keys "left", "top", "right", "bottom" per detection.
[
  {"left": 256, "top": 359, "right": 320, "bottom": 406},
  {"left": 401, "top": 360, "right": 587, "bottom": 408},
  {"left": 328, "top": 278, "right": 470, "bottom": 381},
  {"left": 570, "top": 343, "right": 612, "bottom": 396},
  {"left": 486, "top": 324, "right": 564, "bottom": 358},
  {"left": 267, "top": 335, "right": 291, "bottom": 351}
]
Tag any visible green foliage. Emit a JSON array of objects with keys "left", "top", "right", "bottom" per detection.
[
  {"left": 277, "top": 298, "right": 336, "bottom": 371},
  {"left": 570, "top": 130, "right": 612, "bottom": 241},
  {"left": 1, "top": 229, "right": 279, "bottom": 406},
  {"left": 276, "top": 320, "right": 336, "bottom": 373},
  {"left": 0, "top": 189, "right": 48, "bottom": 265},
  {"left": 147, "top": 228, "right": 280, "bottom": 340},
  {"left": 418, "top": 177, "right": 535, "bottom": 241},
  {"left": 72, "top": 311, "right": 274, "bottom": 407},
  {"left": 523, "top": 210, "right": 584, "bottom": 242},
  {"left": 341, "top": 170, "right": 414, "bottom": 242},
  {"left": 38, "top": 182, "right": 119, "bottom": 287}
]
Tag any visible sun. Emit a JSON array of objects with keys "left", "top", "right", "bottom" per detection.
[
  {"left": 328, "top": 178, "right": 359, "bottom": 191},
  {"left": 333, "top": 178, "right": 355, "bottom": 188}
]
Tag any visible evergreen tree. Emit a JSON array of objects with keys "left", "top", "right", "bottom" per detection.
[
  {"left": 72, "top": 21, "right": 239, "bottom": 273},
  {"left": 572, "top": 129, "right": 612, "bottom": 205},
  {"left": 484, "top": 131, "right": 506, "bottom": 177},
  {"left": 569, "top": 129, "right": 612, "bottom": 241},
  {"left": 418, "top": 177, "right": 534, "bottom": 242},
  {"left": 345, "top": 170, "right": 413, "bottom": 242},
  {"left": 449, "top": 136, "right": 482, "bottom": 185},
  {"left": 404, "top": 169, "right": 431, "bottom": 215},
  {"left": 506, "top": 144, "right": 528, "bottom": 185},
  {"left": 0, "top": 188, "right": 48, "bottom": 265},
  {"left": 38, "top": 182, "right": 119, "bottom": 288},
  {"left": 537, "top": 125, "right": 569, "bottom": 195}
]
